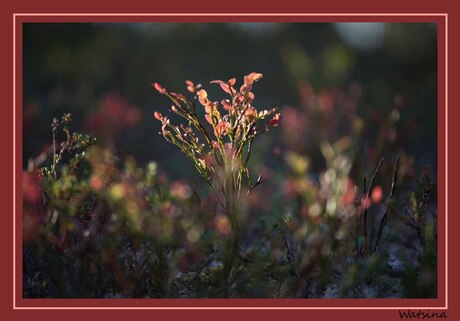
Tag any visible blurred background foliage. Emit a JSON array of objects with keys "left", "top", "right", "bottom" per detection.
[
  {"left": 23, "top": 22, "right": 437, "bottom": 177},
  {"left": 22, "top": 22, "right": 438, "bottom": 298}
]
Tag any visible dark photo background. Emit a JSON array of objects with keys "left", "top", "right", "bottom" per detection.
[{"left": 23, "top": 23, "right": 437, "bottom": 177}]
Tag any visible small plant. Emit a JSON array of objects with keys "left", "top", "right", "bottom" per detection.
[
  {"left": 41, "top": 113, "right": 96, "bottom": 179},
  {"left": 152, "top": 72, "right": 281, "bottom": 284}
]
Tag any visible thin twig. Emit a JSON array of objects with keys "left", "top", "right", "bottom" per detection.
[
  {"left": 373, "top": 155, "right": 399, "bottom": 253},
  {"left": 282, "top": 228, "right": 297, "bottom": 277},
  {"left": 52, "top": 126, "right": 57, "bottom": 178},
  {"left": 138, "top": 243, "right": 157, "bottom": 271},
  {"left": 363, "top": 157, "right": 384, "bottom": 256},
  {"left": 247, "top": 175, "right": 264, "bottom": 195},
  {"left": 192, "top": 178, "right": 202, "bottom": 206},
  {"left": 367, "top": 158, "right": 385, "bottom": 198},
  {"left": 362, "top": 177, "right": 367, "bottom": 256},
  {"left": 189, "top": 252, "right": 216, "bottom": 285}
]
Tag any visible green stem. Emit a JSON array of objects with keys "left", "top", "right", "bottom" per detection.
[{"left": 222, "top": 177, "right": 240, "bottom": 286}]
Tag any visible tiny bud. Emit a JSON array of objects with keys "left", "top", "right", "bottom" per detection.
[
  {"left": 269, "top": 113, "right": 282, "bottom": 127},
  {"left": 259, "top": 110, "right": 269, "bottom": 118}
]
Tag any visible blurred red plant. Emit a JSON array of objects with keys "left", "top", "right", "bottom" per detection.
[
  {"left": 281, "top": 81, "right": 362, "bottom": 154},
  {"left": 85, "top": 93, "right": 141, "bottom": 142},
  {"left": 23, "top": 170, "right": 45, "bottom": 243}
]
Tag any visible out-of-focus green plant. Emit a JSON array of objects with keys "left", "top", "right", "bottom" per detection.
[
  {"left": 152, "top": 73, "right": 281, "bottom": 284},
  {"left": 400, "top": 166, "right": 437, "bottom": 298},
  {"left": 23, "top": 114, "right": 209, "bottom": 297},
  {"left": 262, "top": 81, "right": 437, "bottom": 298}
]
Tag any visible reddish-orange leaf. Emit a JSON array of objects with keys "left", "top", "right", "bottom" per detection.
[
  {"left": 154, "top": 111, "right": 163, "bottom": 121},
  {"left": 243, "top": 72, "right": 262, "bottom": 88},
  {"left": 221, "top": 99, "right": 233, "bottom": 111},
  {"left": 198, "top": 89, "right": 208, "bottom": 100},
  {"left": 210, "top": 80, "right": 225, "bottom": 85},
  {"left": 240, "top": 83, "right": 253, "bottom": 93},
  {"left": 198, "top": 89, "right": 208, "bottom": 105},
  {"left": 153, "top": 82, "right": 166, "bottom": 94},
  {"left": 185, "top": 80, "right": 195, "bottom": 93},
  {"left": 250, "top": 72, "right": 263, "bottom": 82},
  {"left": 214, "top": 121, "right": 231, "bottom": 137},
  {"left": 185, "top": 80, "right": 202, "bottom": 93},
  {"left": 220, "top": 83, "right": 232, "bottom": 94},
  {"left": 245, "top": 107, "right": 257, "bottom": 119},
  {"left": 205, "top": 114, "right": 213, "bottom": 125},
  {"left": 205, "top": 101, "right": 216, "bottom": 115},
  {"left": 210, "top": 80, "right": 232, "bottom": 94},
  {"left": 212, "top": 141, "right": 220, "bottom": 149}
]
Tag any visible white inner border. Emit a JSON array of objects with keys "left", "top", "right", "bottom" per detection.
[{"left": 13, "top": 13, "right": 448, "bottom": 310}]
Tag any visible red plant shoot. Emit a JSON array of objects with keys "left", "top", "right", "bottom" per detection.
[{"left": 152, "top": 72, "right": 281, "bottom": 281}]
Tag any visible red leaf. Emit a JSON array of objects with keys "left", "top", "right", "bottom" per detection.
[
  {"left": 185, "top": 80, "right": 195, "bottom": 93},
  {"left": 154, "top": 111, "right": 163, "bottom": 121},
  {"left": 214, "top": 121, "right": 231, "bottom": 137},
  {"left": 212, "top": 141, "right": 220, "bottom": 149},
  {"left": 23, "top": 170, "right": 42, "bottom": 203},
  {"left": 198, "top": 89, "right": 208, "bottom": 105},
  {"left": 240, "top": 83, "right": 252, "bottom": 93},
  {"left": 249, "top": 72, "right": 263, "bottom": 82},
  {"left": 221, "top": 99, "right": 233, "bottom": 111},
  {"left": 269, "top": 113, "right": 282, "bottom": 127},
  {"left": 210, "top": 80, "right": 232, "bottom": 94},
  {"left": 153, "top": 82, "right": 166, "bottom": 94},
  {"left": 205, "top": 114, "right": 213, "bottom": 125},
  {"left": 210, "top": 80, "right": 225, "bottom": 85},
  {"left": 219, "top": 83, "right": 232, "bottom": 94},
  {"left": 198, "top": 89, "right": 208, "bottom": 100}
]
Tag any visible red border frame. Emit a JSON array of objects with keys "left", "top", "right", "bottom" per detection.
[
  {"left": 1, "top": 1, "right": 457, "bottom": 320},
  {"left": 14, "top": 11, "right": 447, "bottom": 309}
]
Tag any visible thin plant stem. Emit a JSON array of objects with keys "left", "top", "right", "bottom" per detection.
[
  {"left": 373, "top": 155, "right": 399, "bottom": 254},
  {"left": 363, "top": 157, "right": 384, "bottom": 257}
]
